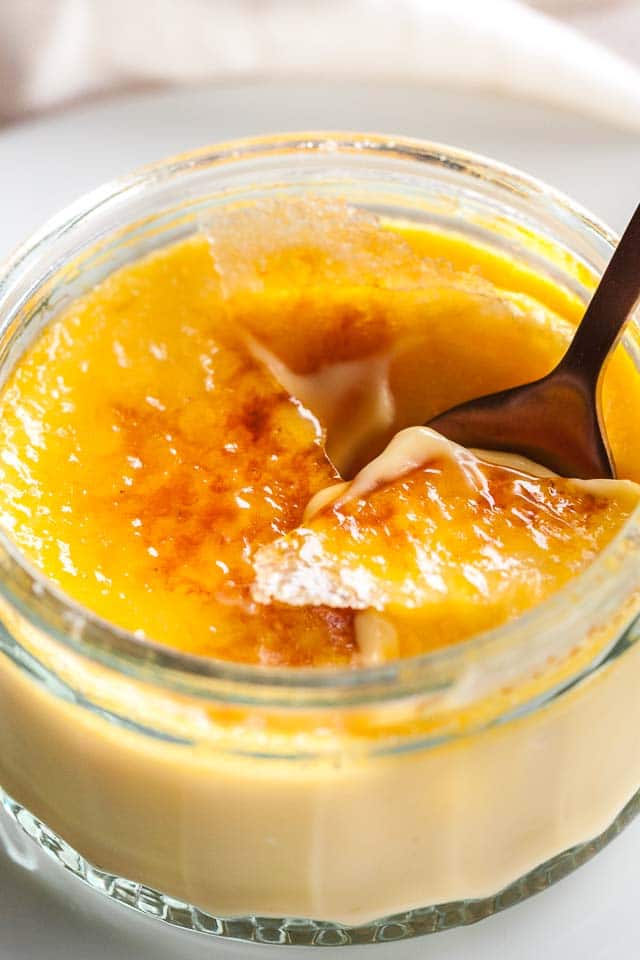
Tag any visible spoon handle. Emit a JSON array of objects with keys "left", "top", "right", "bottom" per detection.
[{"left": 561, "top": 204, "right": 640, "bottom": 384}]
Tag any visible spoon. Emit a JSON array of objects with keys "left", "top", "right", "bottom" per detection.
[{"left": 427, "top": 205, "right": 640, "bottom": 479}]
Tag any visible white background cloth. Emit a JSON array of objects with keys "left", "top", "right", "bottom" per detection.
[{"left": 1, "top": 0, "right": 640, "bottom": 130}]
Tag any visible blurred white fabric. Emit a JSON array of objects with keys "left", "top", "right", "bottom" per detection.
[{"left": 1, "top": 0, "right": 640, "bottom": 129}]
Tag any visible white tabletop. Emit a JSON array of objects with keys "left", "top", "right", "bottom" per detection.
[{"left": 0, "top": 79, "right": 639, "bottom": 959}]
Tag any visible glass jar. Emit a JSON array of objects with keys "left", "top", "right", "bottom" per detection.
[{"left": 0, "top": 133, "right": 639, "bottom": 948}]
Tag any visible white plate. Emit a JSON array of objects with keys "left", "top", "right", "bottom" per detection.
[{"left": 0, "top": 82, "right": 639, "bottom": 960}]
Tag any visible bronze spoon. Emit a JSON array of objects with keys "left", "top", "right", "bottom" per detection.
[{"left": 427, "top": 205, "right": 640, "bottom": 479}]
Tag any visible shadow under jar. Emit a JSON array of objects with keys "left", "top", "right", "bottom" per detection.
[{"left": 0, "top": 133, "right": 639, "bottom": 947}]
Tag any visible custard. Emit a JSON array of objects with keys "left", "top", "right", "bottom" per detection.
[
  {"left": 0, "top": 199, "right": 638, "bottom": 668},
  {"left": 1, "top": 182, "right": 640, "bottom": 930}
]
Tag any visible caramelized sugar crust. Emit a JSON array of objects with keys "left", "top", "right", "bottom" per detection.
[
  {"left": 0, "top": 201, "right": 638, "bottom": 667},
  {"left": 254, "top": 430, "right": 639, "bottom": 658},
  {"left": 0, "top": 236, "right": 354, "bottom": 666}
]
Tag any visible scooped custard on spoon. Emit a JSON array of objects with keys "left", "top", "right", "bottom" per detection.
[{"left": 252, "top": 426, "right": 640, "bottom": 662}]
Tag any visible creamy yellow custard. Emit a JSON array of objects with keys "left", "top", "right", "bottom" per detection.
[
  {"left": 1, "top": 190, "right": 640, "bottom": 930},
  {"left": 0, "top": 199, "right": 638, "bottom": 666}
]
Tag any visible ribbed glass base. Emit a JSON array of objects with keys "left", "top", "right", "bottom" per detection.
[{"left": 1, "top": 785, "right": 638, "bottom": 946}]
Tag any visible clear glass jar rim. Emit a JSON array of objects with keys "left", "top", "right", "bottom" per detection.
[{"left": 0, "top": 130, "right": 636, "bottom": 702}]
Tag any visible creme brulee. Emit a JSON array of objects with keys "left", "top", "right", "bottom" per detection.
[
  {"left": 0, "top": 169, "right": 640, "bottom": 935},
  {"left": 0, "top": 198, "right": 638, "bottom": 666}
]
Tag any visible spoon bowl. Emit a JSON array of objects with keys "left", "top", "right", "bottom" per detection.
[{"left": 427, "top": 205, "right": 640, "bottom": 479}]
